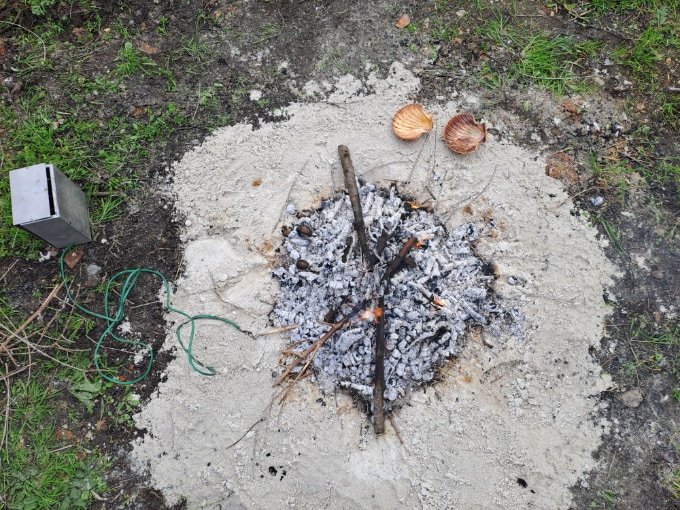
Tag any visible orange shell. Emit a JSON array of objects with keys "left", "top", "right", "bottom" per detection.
[
  {"left": 392, "top": 104, "right": 434, "bottom": 141},
  {"left": 443, "top": 113, "right": 487, "bottom": 154}
]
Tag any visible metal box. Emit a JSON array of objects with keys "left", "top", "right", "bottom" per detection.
[{"left": 10, "top": 163, "right": 91, "bottom": 248}]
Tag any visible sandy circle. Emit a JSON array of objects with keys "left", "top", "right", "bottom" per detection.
[{"left": 132, "top": 63, "right": 615, "bottom": 509}]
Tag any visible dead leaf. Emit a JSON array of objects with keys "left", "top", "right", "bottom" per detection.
[
  {"left": 138, "top": 41, "right": 160, "bottom": 55},
  {"left": 56, "top": 428, "right": 74, "bottom": 440},
  {"left": 72, "top": 27, "right": 87, "bottom": 38},
  {"left": 545, "top": 152, "right": 579, "bottom": 184},
  {"left": 561, "top": 98, "right": 582, "bottom": 115},
  {"left": 605, "top": 140, "right": 626, "bottom": 161},
  {"left": 95, "top": 419, "right": 108, "bottom": 432},
  {"left": 0, "top": 39, "right": 5, "bottom": 59},
  {"left": 64, "top": 247, "right": 85, "bottom": 270},
  {"left": 131, "top": 106, "right": 145, "bottom": 118},
  {"left": 395, "top": 14, "right": 410, "bottom": 29},
  {"left": 252, "top": 178, "right": 263, "bottom": 187}
]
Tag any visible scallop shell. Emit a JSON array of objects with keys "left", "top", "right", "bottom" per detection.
[
  {"left": 443, "top": 113, "right": 487, "bottom": 154},
  {"left": 392, "top": 104, "right": 434, "bottom": 141}
]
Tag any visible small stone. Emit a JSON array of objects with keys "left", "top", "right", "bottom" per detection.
[
  {"left": 297, "top": 224, "right": 313, "bottom": 237},
  {"left": 286, "top": 203, "right": 296, "bottom": 215},
  {"left": 296, "top": 259, "right": 310, "bottom": 270},
  {"left": 651, "top": 270, "right": 664, "bottom": 280},
  {"left": 86, "top": 264, "right": 102, "bottom": 276},
  {"left": 619, "top": 388, "right": 643, "bottom": 408},
  {"left": 590, "top": 196, "right": 604, "bottom": 207},
  {"left": 185, "top": 219, "right": 192, "bottom": 227}
]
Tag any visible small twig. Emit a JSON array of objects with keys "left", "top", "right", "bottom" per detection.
[
  {"left": 338, "top": 145, "right": 375, "bottom": 267},
  {"left": 254, "top": 324, "right": 299, "bottom": 338},
  {"left": 406, "top": 132, "right": 430, "bottom": 184},
  {"left": 226, "top": 416, "right": 266, "bottom": 450},
  {"left": 373, "top": 296, "right": 386, "bottom": 434},
  {"left": 49, "top": 444, "right": 75, "bottom": 453},
  {"left": 1, "top": 364, "right": 9, "bottom": 452},
  {"left": 12, "top": 283, "right": 64, "bottom": 338},
  {"left": 383, "top": 237, "right": 419, "bottom": 281},
  {"left": 273, "top": 317, "right": 349, "bottom": 388},
  {"left": 0, "top": 260, "right": 18, "bottom": 284},
  {"left": 443, "top": 165, "right": 499, "bottom": 223},
  {"left": 388, "top": 415, "right": 404, "bottom": 445}
]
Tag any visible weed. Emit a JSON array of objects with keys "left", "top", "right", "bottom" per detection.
[
  {"left": 406, "top": 23, "right": 419, "bottom": 34},
  {"left": 92, "top": 196, "right": 125, "bottom": 226},
  {"left": 430, "top": 18, "right": 458, "bottom": 42},
  {"left": 480, "top": 62, "right": 507, "bottom": 90},
  {"left": 254, "top": 22, "right": 281, "bottom": 44},
  {"left": 115, "top": 41, "right": 158, "bottom": 77},
  {"left": 587, "top": 487, "right": 619, "bottom": 508},
  {"left": 477, "top": 12, "right": 518, "bottom": 47},
  {"left": 183, "top": 36, "right": 210, "bottom": 60},
  {"left": 157, "top": 15, "right": 169, "bottom": 35},
  {"left": 592, "top": 214, "right": 623, "bottom": 251},
  {"left": 592, "top": 159, "right": 635, "bottom": 200},
  {"left": 25, "top": 0, "right": 57, "bottom": 16}
]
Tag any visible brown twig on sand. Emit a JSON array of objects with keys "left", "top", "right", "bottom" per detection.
[
  {"left": 373, "top": 296, "right": 386, "bottom": 434},
  {"left": 388, "top": 414, "right": 405, "bottom": 445},
  {"left": 338, "top": 145, "right": 376, "bottom": 267}
]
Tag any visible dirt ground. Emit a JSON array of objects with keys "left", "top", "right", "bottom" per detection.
[{"left": 1, "top": 0, "right": 679, "bottom": 508}]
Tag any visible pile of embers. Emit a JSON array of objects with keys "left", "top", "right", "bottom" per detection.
[{"left": 272, "top": 146, "right": 518, "bottom": 433}]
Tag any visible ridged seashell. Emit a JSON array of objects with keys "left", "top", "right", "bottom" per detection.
[
  {"left": 392, "top": 104, "right": 434, "bottom": 141},
  {"left": 443, "top": 113, "right": 487, "bottom": 154}
]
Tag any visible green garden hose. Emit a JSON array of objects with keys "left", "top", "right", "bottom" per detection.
[{"left": 59, "top": 247, "right": 241, "bottom": 385}]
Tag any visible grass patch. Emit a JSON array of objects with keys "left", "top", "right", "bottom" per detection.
[
  {"left": 0, "top": 89, "right": 185, "bottom": 258},
  {"left": 619, "top": 316, "right": 680, "bottom": 382},
  {"left": 514, "top": 35, "right": 600, "bottom": 94},
  {"left": 474, "top": 12, "right": 600, "bottom": 94},
  {"left": 1, "top": 378, "right": 109, "bottom": 509}
]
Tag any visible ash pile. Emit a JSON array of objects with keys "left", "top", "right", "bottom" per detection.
[{"left": 272, "top": 183, "right": 520, "bottom": 412}]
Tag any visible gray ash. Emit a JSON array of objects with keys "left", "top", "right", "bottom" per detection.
[{"left": 272, "top": 184, "right": 520, "bottom": 411}]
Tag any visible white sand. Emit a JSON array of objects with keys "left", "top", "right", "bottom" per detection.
[{"left": 132, "top": 63, "right": 615, "bottom": 509}]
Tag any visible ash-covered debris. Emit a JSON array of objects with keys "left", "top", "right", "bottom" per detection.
[{"left": 272, "top": 184, "right": 522, "bottom": 410}]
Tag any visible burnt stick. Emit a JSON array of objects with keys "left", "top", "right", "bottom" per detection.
[
  {"left": 338, "top": 145, "right": 376, "bottom": 268},
  {"left": 373, "top": 295, "right": 386, "bottom": 434},
  {"left": 383, "top": 237, "right": 419, "bottom": 281}
]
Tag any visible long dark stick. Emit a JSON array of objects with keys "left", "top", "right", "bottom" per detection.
[
  {"left": 373, "top": 295, "right": 386, "bottom": 434},
  {"left": 338, "top": 145, "right": 375, "bottom": 267}
]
